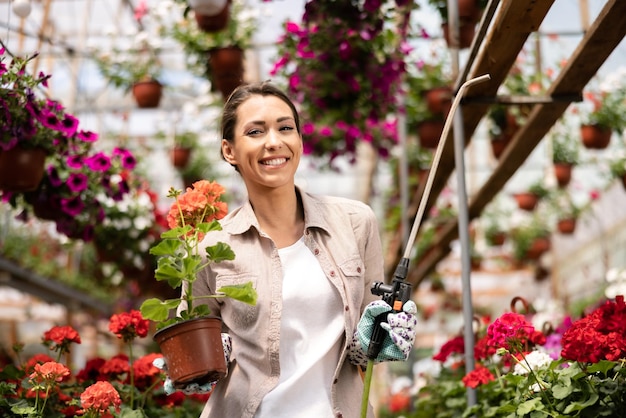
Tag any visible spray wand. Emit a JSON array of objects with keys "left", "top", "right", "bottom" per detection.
[{"left": 359, "top": 74, "right": 491, "bottom": 418}]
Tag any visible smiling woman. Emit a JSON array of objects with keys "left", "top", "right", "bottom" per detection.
[{"left": 154, "top": 81, "right": 418, "bottom": 418}]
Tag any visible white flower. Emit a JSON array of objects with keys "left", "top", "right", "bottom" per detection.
[{"left": 514, "top": 351, "right": 552, "bottom": 375}]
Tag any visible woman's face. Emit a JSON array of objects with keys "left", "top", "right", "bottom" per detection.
[{"left": 221, "top": 94, "right": 302, "bottom": 192}]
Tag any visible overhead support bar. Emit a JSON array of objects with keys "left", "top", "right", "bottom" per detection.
[{"left": 463, "top": 93, "right": 583, "bottom": 105}]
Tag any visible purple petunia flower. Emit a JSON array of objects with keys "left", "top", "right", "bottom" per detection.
[
  {"left": 67, "top": 173, "right": 88, "bottom": 193},
  {"left": 66, "top": 155, "right": 84, "bottom": 169},
  {"left": 60, "top": 195, "right": 85, "bottom": 216},
  {"left": 85, "top": 152, "right": 111, "bottom": 172},
  {"left": 46, "top": 165, "right": 64, "bottom": 187},
  {"left": 113, "top": 147, "right": 137, "bottom": 170},
  {"left": 59, "top": 114, "right": 79, "bottom": 136},
  {"left": 78, "top": 130, "right": 98, "bottom": 143},
  {"left": 38, "top": 109, "right": 63, "bottom": 131}
]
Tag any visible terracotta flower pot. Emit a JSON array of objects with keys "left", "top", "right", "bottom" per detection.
[
  {"left": 442, "top": 21, "right": 476, "bottom": 49},
  {"left": 457, "top": 0, "right": 482, "bottom": 21},
  {"left": 557, "top": 217, "right": 577, "bottom": 235},
  {"left": 423, "top": 86, "right": 452, "bottom": 116},
  {"left": 193, "top": 0, "right": 230, "bottom": 33},
  {"left": 525, "top": 236, "right": 551, "bottom": 260},
  {"left": 0, "top": 147, "right": 46, "bottom": 192},
  {"left": 208, "top": 46, "right": 245, "bottom": 100},
  {"left": 486, "top": 231, "right": 506, "bottom": 246},
  {"left": 580, "top": 124, "right": 611, "bottom": 149},
  {"left": 513, "top": 192, "right": 539, "bottom": 211},
  {"left": 170, "top": 147, "right": 192, "bottom": 169},
  {"left": 490, "top": 135, "right": 512, "bottom": 159},
  {"left": 553, "top": 162, "right": 573, "bottom": 188},
  {"left": 416, "top": 119, "right": 445, "bottom": 149},
  {"left": 132, "top": 80, "right": 163, "bottom": 108},
  {"left": 154, "top": 317, "right": 227, "bottom": 388}
]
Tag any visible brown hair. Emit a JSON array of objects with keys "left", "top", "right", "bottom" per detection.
[{"left": 220, "top": 81, "right": 301, "bottom": 163}]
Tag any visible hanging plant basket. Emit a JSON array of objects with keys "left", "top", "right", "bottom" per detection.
[
  {"left": 423, "top": 86, "right": 452, "bottom": 116},
  {"left": 525, "top": 236, "right": 551, "bottom": 260},
  {"left": 193, "top": 0, "right": 231, "bottom": 33},
  {"left": 170, "top": 147, "right": 193, "bottom": 169},
  {"left": 416, "top": 118, "right": 445, "bottom": 149},
  {"left": 208, "top": 46, "right": 245, "bottom": 100},
  {"left": 557, "top": 217, "right": 577, "bottom": 235},
  {"left": 513, "top": 192, "right": 539, "bottom": 211},
  {"left": 154, "top": 317, "right": 227, "bottom": 388},
  {"left": 0, "top": 147, "right": 46, "bottom": 192},
  {"left": 580, "top": 124, "right": 611, "bottom": 149},
  {"left": 553, "top": 162, "right": 573, "bottom": 188},
  {"left": 490, "top": 135, "right": 512, "bottom": 159},
  {"left": 132, "top": 80, "right": 163, "bottom": 108},
  {"left": 442, "top": 22, "right": 476, "bottom": 49}
]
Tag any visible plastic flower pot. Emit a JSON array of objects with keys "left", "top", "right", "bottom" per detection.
[
  {"left": 0, "top": 147, "right": 46, "bottom": 192},
  {"left": 208, "top": 46, "right": 245, "bottom": 100},
  {"left": 193, "top": 0, "right": 230, "bottom": 33},
  {"left": 557, "top": 218, "right": 577, "bottom": 235},
  {"left": 154, "top": 316, "right": 227, "bottom": 388},
  {"left": 513, "top": 192, "right": 539, "bottom": 211},
  {"left": 553, "top": 162, "right": 573, "bottom": 188}
]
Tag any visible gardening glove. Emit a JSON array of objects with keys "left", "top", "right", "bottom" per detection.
[
  {"left": 153, "top": 333, "right": 232, "bottom": 395},
  {"left": 348, "top": 300, "right": 417, "bottom": 366}
]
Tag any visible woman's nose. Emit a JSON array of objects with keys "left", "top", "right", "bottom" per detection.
[{"left": 265, "top": 129, "right": 282, "bottom": 148}]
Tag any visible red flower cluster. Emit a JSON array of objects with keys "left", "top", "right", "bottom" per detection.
[
  {"left": 561, "top": 295, "right": 626, "bottom": 362},
  {"left": 29, "top": 361, "right": 70, "bottom": 385},
  {"left": 461, "top": 365, "right": 495, "bottom": 389},
  {"left": 108, "top": 309, "right": 149, "bottom": 342},
  {"left": 166, "top": 180, "right": 228, "bottom": 231},
  {"left": 433, "top": 335, "right": 465, "bottom": 362},
  {"left": 487, "top": 312, "right": 544, "bottom": 351},
  {"left": 43, "top": 325, "right": 81, "bottom": 354},
  {"left": 79, "top": 381, "right": 122, "bottom": 416}
]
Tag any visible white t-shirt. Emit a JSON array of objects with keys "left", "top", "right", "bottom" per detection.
[{"left": 254, "top": 237, "right": 344, "bottom": 418}]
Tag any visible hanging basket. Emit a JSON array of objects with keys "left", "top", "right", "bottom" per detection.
[
  {"left": 423, "top": 86, "right": 452, "bottom": 116},
  {"left": 416, "top": 119, "right": 445, "bottom": 149},
  {"left": 513, "top": 192, "right": 539, "bottom": 211},
  {"left": 442, "top": 22, "right": 476, "bottom": 49},
  {"left": 580, "top": 124, "right": 611, "bottom": 149},
  {"left": 154, "top": 317, "right": 227, "bottom": 388},
  {"left": 193, "top": 0, "right": 230, "bottom": 33},
  {"left": 557, "top": 217, "right": 577, "bottom": 235},
  {"left": 0, "top": 147, "right": 46, "bottom": 192},
  {"left": 170, "top": 147, "right": 193, "bottom": 169},
  {"left": 553, "top": 162, "right": 573, "bottom": 188},
  {"left": 208, "top": 46, "right": 245, "bottom": 100},
  {"left": 132, "top": 80, "right": 163, "bottom": 108},
  {"left": 525, "top": 236, "right": 551, "bottom": 260}
]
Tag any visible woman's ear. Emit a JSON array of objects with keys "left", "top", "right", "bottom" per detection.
[{"left": 221, "top": 139, "right": 237, "bottom": 165}]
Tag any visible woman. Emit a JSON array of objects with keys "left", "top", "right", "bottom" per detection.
[{"left": 184, "top": 81, "right": 416, "bottom": 418}]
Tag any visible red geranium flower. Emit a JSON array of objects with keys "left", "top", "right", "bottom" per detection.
[
  {"left": 80, "top": 381, "right": 121, "bottom": 415},
  {"left": 109, "top": 310, "right": 150, "bottom": 342},
  {"left": 462, "top": 365, "right": 495, "bottom": 389},
  {"left": 42, "top": 325, "right": 81, "bottom": 355}
]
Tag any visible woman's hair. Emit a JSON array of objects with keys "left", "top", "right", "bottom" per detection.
[{"left": 220, "top": 81, "right": 301, "bottom": 146}]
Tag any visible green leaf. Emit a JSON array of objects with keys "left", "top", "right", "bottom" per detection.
[
  {"left": 197, "top": 221, "right": 223, "bottom": 234},
  {"left": 218, "top": 282, "right": 257, "bottom": 305},
  {"left": 562, "top": 392, "right": 599, "bottom": 414},
  {"left": 140, "top": 298, "right": 181, "bottom": 322},
  {"left": 516, "top": 397, "right": 543, "bottom": 415},
  {"left": 587, "top": 360, "right": 618, "bottom": 376},
  {"left": 552, "top": 382, "right": 574, "bottom": 399},
  {"left": 119, "top": 407, "right": 148, "bottom": 418},
  {"left": 206, "top": 242, "right": 236, "bottom": 263},
  {"left": 149, "top": 238, "right": 182, "bottom": 256}
]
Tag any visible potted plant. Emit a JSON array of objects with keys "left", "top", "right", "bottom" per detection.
[
  {"left": 550, "top": 127, "right": 580, "bottom": 188},
  {"left": 509, "top": 215, "right": 551, "bottom": 263},
  {"left": 156, "top": 129, "right": 200, "bottom": 169},
  {"left": 405, "top": 54, "right": 452, "bottom": 149},
  {"left": 481, "top": 201, "right": 510, "bottom": 247},
  {"left": 139, "top": 180, "right": 257, "bottom": 388},
  {"left": 579, "top": 86, "right": 626, "bottom": 149},
  {"left": 157, "top": 0, "right": 256, "bottom": 99},
  {"left": 547, "top": 189, "right": 582, "bottom": 235},
  {"left": 269, "top": 0, "right": 414, "bottom": 165},
  {"left": 90, "top": 33, "right": 164, "bottom": 108},
  {"left": 608, "top": 149, "right": 626, "bottom": 190},
  {"left": 513, "top": 180, "right": 551, "bottom": 211},
  {"left": 427, "top": 0, "right": 488, "bottom": 48},
  {"left": 1, "top": 49, "right": 143, "bottom": 242}
]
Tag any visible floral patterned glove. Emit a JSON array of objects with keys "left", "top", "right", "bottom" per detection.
[
  {"left": 153, "top": 333, "right": 232, "bottom": 395},
  {"left": 348, "top": 300, "right": 417, "bottom": 366}
]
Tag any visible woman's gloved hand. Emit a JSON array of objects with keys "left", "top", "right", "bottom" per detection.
[
  {"left": 153, "top": 333, "right": 232, "bottom": 395},
  {"left": 348, "top": 300, "right": 417, "bottom": 366}
]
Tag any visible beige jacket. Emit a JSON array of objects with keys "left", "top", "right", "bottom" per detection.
[{"left": 193, "top": 188, "right": 382, "bottom": 418}]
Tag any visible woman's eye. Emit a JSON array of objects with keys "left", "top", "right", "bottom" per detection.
[
  {"left": 246, "top": 128, "right": 263, "bottom": 136},
  {"left": 279, "top": 125, "right": 294, "bottom": 131}
]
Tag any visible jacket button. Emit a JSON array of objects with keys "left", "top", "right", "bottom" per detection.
[
  {"left": 330, "top": 271, "right": 336, "bottom": 277},
  {"left": 314, "top": 249, "right": 320, "bottom": 255},
  {"left": 357, "top": 267, "right": 362, "bottom": 273},
  {"left": 336, "top": 414, "right": 343, "bottom": 418},
  {"left": 345, "top": 306, "right": 349, "bottom": 311}
]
